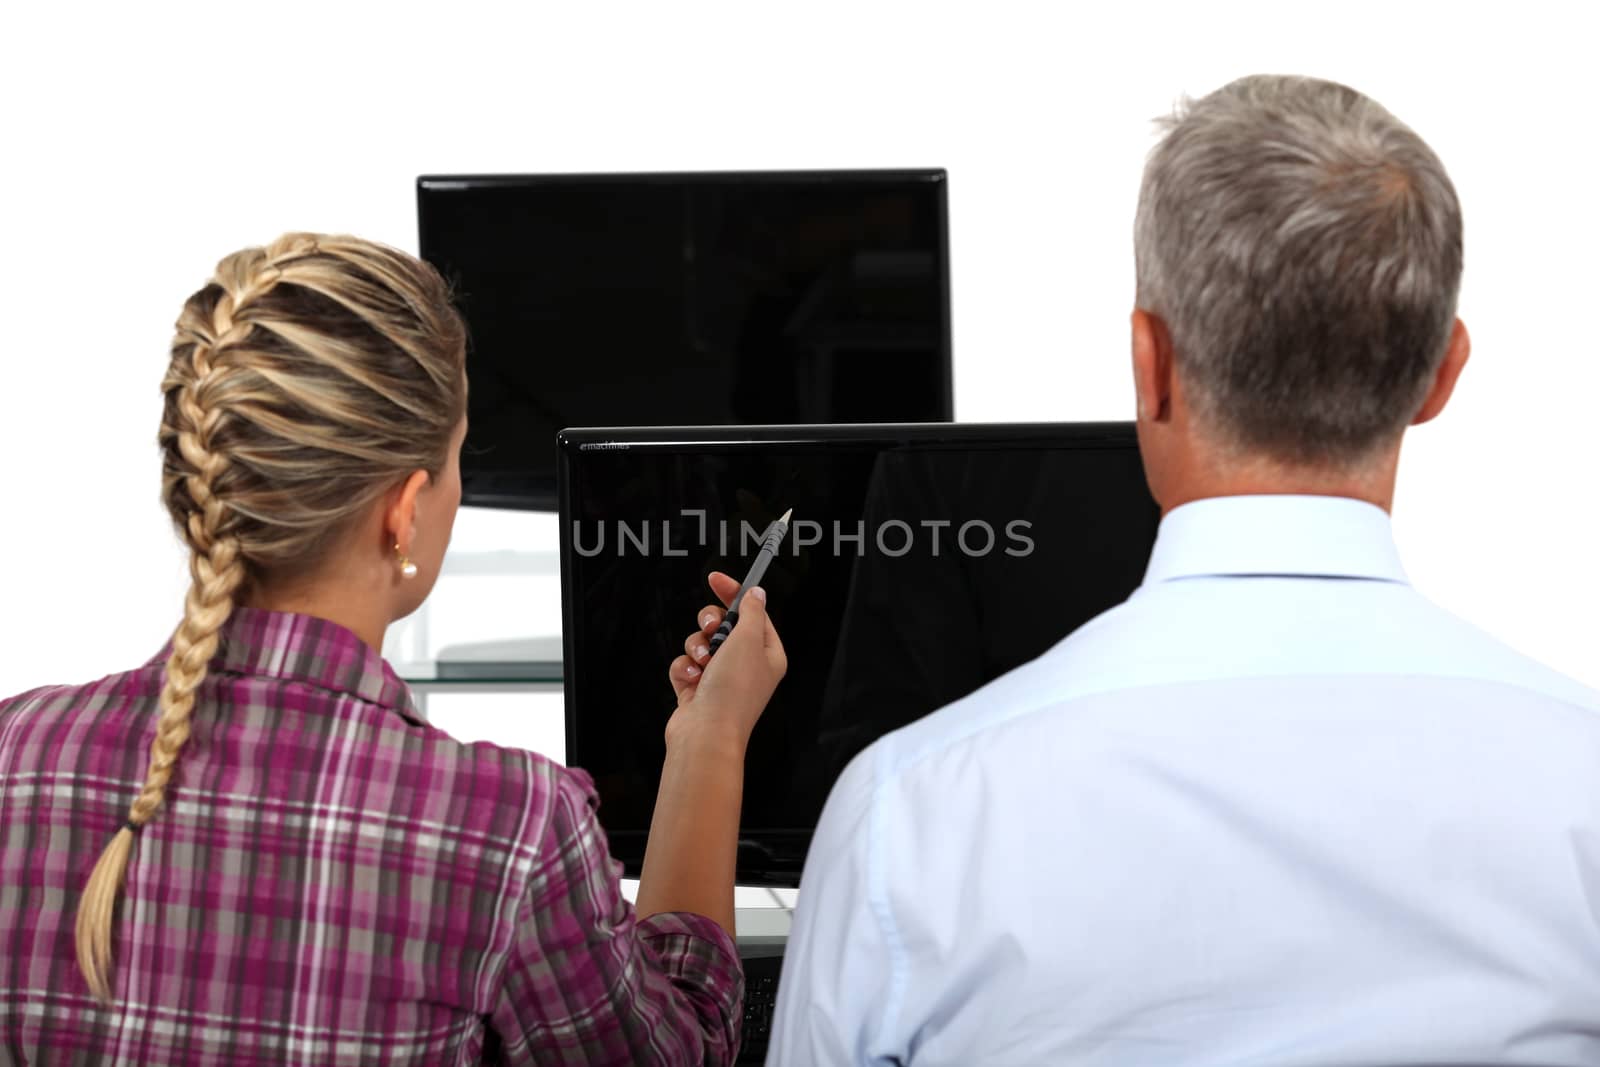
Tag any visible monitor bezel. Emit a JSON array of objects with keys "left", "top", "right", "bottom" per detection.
[
  {"left": 417, "top": 169, "right": 956, "bottom": 511},
  {"left": 557, "top": 420, "right": 1145, "bottom": 885}
]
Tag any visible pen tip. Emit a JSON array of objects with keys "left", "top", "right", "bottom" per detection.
[{"left": 779, "top": 508, "right": 792, "bottom": 524}]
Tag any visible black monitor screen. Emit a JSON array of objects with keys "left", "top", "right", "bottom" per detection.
[
  {"left": 418, "top": 171, "right": 953, "bottom": 509},
  {"left": 559, "top": 423, "right": 1160, "bottom": 885}
]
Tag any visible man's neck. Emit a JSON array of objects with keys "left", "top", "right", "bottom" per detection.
[{"left": 1157, "top": 443, "right": 1401, "bottom": 517}]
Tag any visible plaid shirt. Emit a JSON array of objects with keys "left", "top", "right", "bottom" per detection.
[{"left": 0, "top": 607, "right": 743, "bottom": 1066}]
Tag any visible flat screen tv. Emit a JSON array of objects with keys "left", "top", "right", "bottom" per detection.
[
  {"left": 418, "top": 171, "right": 954, "bottom": 510},
  {"left": 558, "top": 422, "right": 1160, "bottom": 885}
]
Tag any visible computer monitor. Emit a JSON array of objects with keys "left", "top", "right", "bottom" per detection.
[
  {"left": 418, "top": 170, "right": 954, "bottom": 510},
  {"left": 558, "top": 422, "right": 1160, "bottom": 885}
]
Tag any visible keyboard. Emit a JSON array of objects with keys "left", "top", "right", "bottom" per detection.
[{"left": 737, "top": 951, "right": 783, "bottom": 1064}]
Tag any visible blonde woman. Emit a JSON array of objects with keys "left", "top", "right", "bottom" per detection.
[{"left": 0, "top": 234, "right": 784, "bottom": 1065}]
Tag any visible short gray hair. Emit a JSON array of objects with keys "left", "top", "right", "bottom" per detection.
[{"left": 1134, "top": 75, "right": 1463, "bottom": 464}]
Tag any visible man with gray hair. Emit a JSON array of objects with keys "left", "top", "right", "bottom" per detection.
[{"left": 768, "top": 75, "right": 1600, "bottom": 1064}]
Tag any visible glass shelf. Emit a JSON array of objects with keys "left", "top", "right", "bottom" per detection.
[
  {"left": 397, "top": 660, "right": 564, "bottom": 687},
  {"left": 383, "top": 515, "right": 565, "bottom": 692}
]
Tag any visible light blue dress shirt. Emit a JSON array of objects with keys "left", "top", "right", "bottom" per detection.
[{"left": 768, "top": 494, "right": 1600, "bottom": 1066}]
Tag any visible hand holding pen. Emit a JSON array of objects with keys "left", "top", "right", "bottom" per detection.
[
  {"left": 708, "top": 508, "right": 791, "bottom": 656},
  {"left": 668, "top": 569, "right": 788, "bottom": 749},
  {"left": 649, "top": 561, "right": 789, "bottom": 941}
]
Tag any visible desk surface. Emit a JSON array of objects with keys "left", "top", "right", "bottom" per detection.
[{"left": 735, "top": 904, "right": 792, "bottom": 950}]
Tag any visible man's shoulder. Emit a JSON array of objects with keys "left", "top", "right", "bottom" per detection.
[
  {"left": 862, "top": 578, "right": 1598, "bottom": 792},
  {"left": 861, "top": 597, "right": 1147, "bottom": 784}
]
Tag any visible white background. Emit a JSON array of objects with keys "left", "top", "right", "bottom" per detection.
[{"left": 2, "top": 0, "right": 1595, "bottom": 733}]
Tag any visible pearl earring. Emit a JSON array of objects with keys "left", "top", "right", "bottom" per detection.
[{"left": 395, "top": 543, "right": 418, "bottom": 580}]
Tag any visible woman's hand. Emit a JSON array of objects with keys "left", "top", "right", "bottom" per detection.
[
  {"left": 638, "top": 571, "right": 786, "bottom": 935},
  {"left": 666, "top": 571, "right": 786, "bottom": 750}
]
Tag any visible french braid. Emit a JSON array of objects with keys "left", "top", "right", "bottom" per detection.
[{"left": 75, "top": 234, "right": 465, "bottom": 1000}]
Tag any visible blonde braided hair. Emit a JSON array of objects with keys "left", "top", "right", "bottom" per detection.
[{"left": 75, "top": 233, "right": 466, "bottom": 1001}]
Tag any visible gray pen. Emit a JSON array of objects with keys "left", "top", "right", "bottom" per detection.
[{"left": 706, "top": 508, "right": 792, "bottom": 656}]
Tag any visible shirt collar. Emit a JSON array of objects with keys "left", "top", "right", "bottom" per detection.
[
  {"left": 1141, "top": 494, "right": 1409, "bottom": 586},
  {"left": 145, "top": 606, "right": 425, "bottom": 725}
]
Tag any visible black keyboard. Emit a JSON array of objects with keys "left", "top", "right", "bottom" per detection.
[{"left": 736, "top": 951, "right": 783, "bottom": 1064}]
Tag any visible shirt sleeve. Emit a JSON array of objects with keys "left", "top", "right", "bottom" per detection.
[
  {"left": 487, "top": 766, "right": 745, "bottom": 1066},
  {"left": 767, "top": 745, "right": 901, "bottom": 1066}
]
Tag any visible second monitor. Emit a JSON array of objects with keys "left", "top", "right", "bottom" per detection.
[{"left": 418, "top": 170, "right": 954, "bottom": 509}]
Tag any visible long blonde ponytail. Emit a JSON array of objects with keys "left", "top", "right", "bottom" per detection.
[{"left": 75, "top": 234, "right": 465, "bottom": 1000}]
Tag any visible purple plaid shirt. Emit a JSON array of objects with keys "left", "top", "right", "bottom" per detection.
[{"left": 0, "top": 607, "right": 743, "bottom": 1065}]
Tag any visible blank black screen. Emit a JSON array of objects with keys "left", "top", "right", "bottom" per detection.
[
  {"left": 418, "top": 172, "right": 952, "bottom": 509},
  {"left": 560, "top": 426, "right": 1160, "bottom": 884}
]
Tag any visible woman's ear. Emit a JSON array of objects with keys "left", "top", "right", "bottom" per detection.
[{"left": 385, "top": 469, "right": 432, "bottom": 556}]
